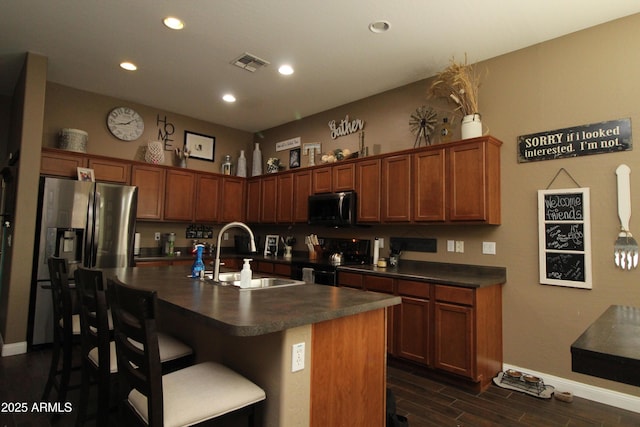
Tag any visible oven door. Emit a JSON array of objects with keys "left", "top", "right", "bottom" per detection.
[
  {"left": 313, "top": 269, "right": 337, "bottom": 286},
  {"left": 292, "top": 263, "right": 337, "bottom": 286}
]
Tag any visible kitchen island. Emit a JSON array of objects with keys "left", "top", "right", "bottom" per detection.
[{"left": 101, "top": 266, "right": 400, "bottom": 427}]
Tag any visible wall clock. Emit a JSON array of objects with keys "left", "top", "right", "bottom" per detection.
[{"left": 107, "top": 107, "right": 145, "bottom": 141}]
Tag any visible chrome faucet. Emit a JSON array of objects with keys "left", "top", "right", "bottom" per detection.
[{"left": 213, "top": 221, "right": 257, "bottom": 282}]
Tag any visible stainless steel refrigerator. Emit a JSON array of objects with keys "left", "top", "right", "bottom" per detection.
[{"left": 28, "top": 176, "right": 137, "bottom": 346}]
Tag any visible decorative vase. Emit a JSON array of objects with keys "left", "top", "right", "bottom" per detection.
[
  {"left": 236, "top": 150, "right": 247, "bottom": 177},
  {"left": 461, "top": 113, "right": 482, "bottom": 139},
  {"left": 179, "top": 158, "right": 187, "bottom": 168},
  {"left": 252, "top": 143, "right": 263, "bottom": 176},
  {"left": 145, "top": 141, "right": 165, "bottom": 164}
]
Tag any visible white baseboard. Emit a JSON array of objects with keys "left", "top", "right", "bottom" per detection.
[
  {"left": 0, "top": 334, "right": 28, "bottom": 357},
  {"left": 504, "top": 363, "right": 640, "bottom": 414}
]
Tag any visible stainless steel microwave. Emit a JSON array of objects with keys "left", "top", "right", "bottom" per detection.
[{"left": 308, "top": 191, "right": 357, "bottom": 226}]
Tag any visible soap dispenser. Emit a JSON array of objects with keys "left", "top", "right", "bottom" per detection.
[{"left": 240, "top": 258, "right": 253, "bottom": 288}]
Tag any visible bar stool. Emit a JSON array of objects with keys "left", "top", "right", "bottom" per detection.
[
  {"left": 107, "top": 276, "right": 266, "bottom": 427},
  {"left": 75, "top": 267, "right": 195, "bottom": 427},
  {"left": 41, "top": 257, "right": 82, "bottom": 413}
]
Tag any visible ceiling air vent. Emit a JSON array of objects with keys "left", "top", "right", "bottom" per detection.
[{"left": 231, "top": 52, "right": 270, "bottom": 72}]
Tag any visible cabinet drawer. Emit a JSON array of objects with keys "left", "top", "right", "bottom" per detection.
[
  {"left": 338, "top": 272, "right": 363, "bottom": 289},
  {"left": 397, "top": 280, "right": 430, "bottom": 299},
  {"left": 274, "top": 263, "right": 291, "bottom": 277},
  {"left": 435, "top": 285, "right": 474, "bottom": 306},
  {"left": 256, "top": 261, "right": 275, "bottom": 274},
  {"left": 365, "top": 275, "right": 394, "bottom": 293}
]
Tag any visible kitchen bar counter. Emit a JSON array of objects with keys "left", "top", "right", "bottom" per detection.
[
  {"left": 101, "top": 265, "right": 400, "bottom": 336},
  {"left": 571, "top": 305, "right": 640, "bottom": 387},
  {"left": 101, "top": 265, "right": 397, "bottom": 426},
  {"left": 338, "top": 260, "right": 507, "bottom": 288}
]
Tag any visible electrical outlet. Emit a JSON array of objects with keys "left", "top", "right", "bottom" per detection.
[
  {"left": 482, "top": 241, "right": 496, "bottom": 255},
  {"left": 223, "top": 232, "right": 229, "bottom": 241},
  {"left": 154, "top": 232, "right": 161, "bottom": 241},
  {"left": 455, "top": 240, "right": 464, "bottom": 253},
  {"left": 292, "top": 342, "right": 305, "bottom": 372},
  {"left": 447, "top": 240, "right": 455, "bottom": 252},
  {"left": 378, "top": 238, "right": 384, "bottom": 249}
]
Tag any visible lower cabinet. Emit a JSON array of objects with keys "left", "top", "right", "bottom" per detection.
[{"left": 337, "top": 270, "right": 502, "bottom": 391}]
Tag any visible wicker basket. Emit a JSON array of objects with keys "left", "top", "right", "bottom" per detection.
[{"left": 57, "top": 128, "right": 88, "bottom": 153}]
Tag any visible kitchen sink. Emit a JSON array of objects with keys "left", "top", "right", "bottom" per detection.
[{"left": 206, "top": 272, "right": 306, "bottom": 290}]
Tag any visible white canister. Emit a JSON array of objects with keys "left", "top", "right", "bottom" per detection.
[{"left": 461, "top": 114, "right": 482, "bottom": 139}]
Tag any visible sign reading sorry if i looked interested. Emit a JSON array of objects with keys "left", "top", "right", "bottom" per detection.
[{"left": 518, "top": 118, "right": 632, "bottom": 163}]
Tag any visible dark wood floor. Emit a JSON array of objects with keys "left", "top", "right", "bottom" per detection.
[{"left": 2, "top": 347, "right": 639, "bottom": 427}]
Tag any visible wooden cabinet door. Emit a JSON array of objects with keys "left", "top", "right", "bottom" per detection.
[
  {"left": 413, "top": 149, "right": 446, "bottom": 222},
  {"left": 332, "top": 163, "right": 355, "bottom": 191},
  {"left": 131, "top": 165, "right": 165, "bottom": 220},
  {"left": 194, "top": 173, "right": 220, "bottom": 223},
  {"left": 276, "top": 173, "right": 294, "bottom": 223},
  {"left": 88, "top": 157, "right": 130, "bottom": 183},
  {"left": 220, "top": 176, "right": 245, "bottom": 222},
  {"left": 293, "top": 170, "right": 312, "bottom": 223},
  {"left": 448, "top": 140, "right": 500, "bottom": 223},
  {"left": 355, "top": 159, "right": 381, "bottom": 222},
  {"left": 245, "top": 178, "right": 262, "bottom": 223},
  {"left": 164, "top": 169, "right": 195, "bottom": 221},
  {"left": 260, "top": 175, "right": 277, "bottom": 223},
  {"left": 312, "top": 166, "right": 332, "bottom": 194},
  {"left": 41, "top": 149, "right": 86, "bottom": 178},
  {"left": 382, "top": 154, "right": 411, "bottom": 222},
  {"left": 434, "top": 301, "right": 475, "bottom": 379},
  {"left": 397, "top": 296, "right": 430, "bottom": 365},
  {"left": 396, "top": 279, "right": 431, "bottom": 365}
]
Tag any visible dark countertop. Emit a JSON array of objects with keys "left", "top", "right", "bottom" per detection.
[
  {"left": 338, "top": 261, "right": 507, "bottom": 288},
  {"left": 571, "top": 305, "right": 640, "bottom": 387},
  {"left": 101, "top": 266, "right": 400, "bottom": 337}
]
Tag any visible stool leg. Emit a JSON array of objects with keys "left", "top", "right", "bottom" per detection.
[
  {"left": 42, "top": 331, "right": 62, "bottom": 401},
  {"left": 75, "top": 361, "right": 90, "bottom": 427},
  {"left": 57, "top": 336, "right": 73, "bottom": 406}
]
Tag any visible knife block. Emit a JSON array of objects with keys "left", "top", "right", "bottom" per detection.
[{"left": 309, "top": 245, "right": 322, "bottom": 260}]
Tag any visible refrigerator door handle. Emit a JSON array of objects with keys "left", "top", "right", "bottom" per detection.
[{"left": 86, "top": 188, "right": 100, "bottom": 268}]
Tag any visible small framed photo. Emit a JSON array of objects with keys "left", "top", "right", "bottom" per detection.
[
  {"left": 185, "top": 131, "right": 215, "bottom": 161},
  {"left": 289, "top": 148, "right": 301, "bottom": 169},
  {"left": 264, "top": 235, "right": 279, "bottom": 256},
  {"left": 77, "top": 167, "right": 95, "bottom": 182}
]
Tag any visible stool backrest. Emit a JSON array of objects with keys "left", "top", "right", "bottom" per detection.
[
  {"left": 74, "top": 267, "right": 110, "bottom": 371},
  {"left": 107, "top": 277, "right": 163, "bottom": 426},
  {"left": 47, "top": 257, "right": 74, "bottom": 341}
]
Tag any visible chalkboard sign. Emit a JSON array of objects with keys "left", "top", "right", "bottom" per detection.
[{"left": 538, "top": 188, "right": 592, "bottom": 289}]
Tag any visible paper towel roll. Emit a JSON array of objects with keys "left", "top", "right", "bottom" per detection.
[
  {"left": 134, "top": 233, "right": 141, "bottom": 255},
  {"left": 373, "top": 238, "right": 380, "bottom": 266}
]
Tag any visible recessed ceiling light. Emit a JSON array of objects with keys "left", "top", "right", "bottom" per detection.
[
  {"left": 222, "top": 94, "right": 236, "bottom": 103},
  {"left": 120, "top": 62, "right": 137, "bottom": 71},
  {"left": 163, "top": 16, "right": 184, "bottom": 30},
  {"left": 368, "top": 20, "right": 391, "bottom": 33},
  {"left": 278, "top": 64, "right": 294, "bottom": 75}
]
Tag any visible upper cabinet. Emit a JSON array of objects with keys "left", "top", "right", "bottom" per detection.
[
  {"left": 131, "top": 165, "right": 165, "bottom": 220},
  {"left": 41, "top": 136, "right": 501, "bottom": 226},
  {"left": 164, "top": 169, "right": 196, "bottom": 222}
]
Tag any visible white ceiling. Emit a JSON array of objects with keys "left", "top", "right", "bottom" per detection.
[{"left": 2, "top": 1, "right": 639, "bottom": 132}]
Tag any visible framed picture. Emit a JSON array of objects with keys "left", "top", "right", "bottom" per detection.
[
  {"left": 289, "top": 148, "right": 301, "bottom": 169},
  {"left": 264, "top": 234, "right": 279, "bottom": 256},
  {"left": 185, "top": 131, "right": 215, "bottom": 161},
  {"left": 77, "top": 167, "right": 95, "bottom": 182}
]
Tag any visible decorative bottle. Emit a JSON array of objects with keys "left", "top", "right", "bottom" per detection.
[
  {"left": 236, "top": 150, "right": 247, "bottom": 177},
  {"left": 221, "top": 154, "right": 233, "bottom": 175},
  {"left": 252, "top": 143, "right": 263, "bottom": 176}
]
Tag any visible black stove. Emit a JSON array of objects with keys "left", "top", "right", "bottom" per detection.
[{"left": 291, "top": 238, "right": 371, "bottom": 285}]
